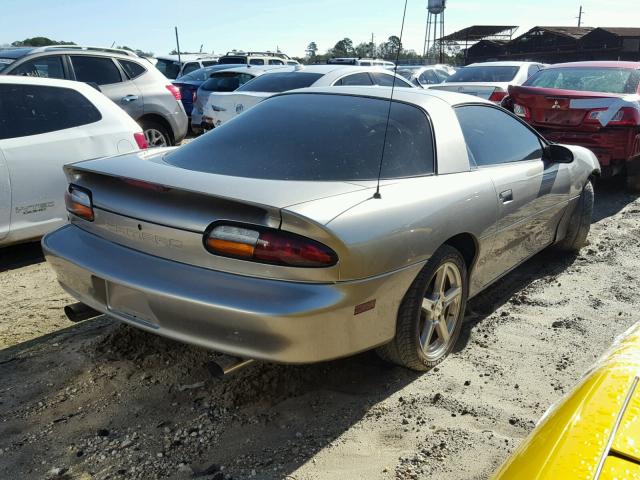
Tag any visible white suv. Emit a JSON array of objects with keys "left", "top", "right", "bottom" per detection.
[
  {"left": 0, "top": 76, "right": 146, "bottom": 246},
  {"left": 217, "top": 51, "right": 299, "bottom": 67}
]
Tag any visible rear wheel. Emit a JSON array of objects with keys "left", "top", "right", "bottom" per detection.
[
  {"left": 141, "top": 119, "right": 172, "bottom": 148},
  {"left": 626, "top": 174, "right": 640, "bottom": 192},
  {"left": 556, "top": 180, "right": 594, "bottom": 252},
  {"left": 376, "top": 245, "right": 468, "bottom": 371}
]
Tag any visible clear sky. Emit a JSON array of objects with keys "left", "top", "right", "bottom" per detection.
[{"left": 1, "top": 0, "right": 639, "bottom": 58}]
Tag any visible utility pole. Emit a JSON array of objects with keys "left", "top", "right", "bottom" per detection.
[
  {"left": 371, "top": 33, "right": 375, "bottom": 58},
  {"left": 174, "top": 26, "right": 181, "bottom": 64},
  {"left": 577, "top": 5, "right": 584, "bottom": 27}
]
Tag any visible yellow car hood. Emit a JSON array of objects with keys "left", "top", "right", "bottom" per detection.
[{"left": 494, "top": 322, "right": 640, "bottom": 479}]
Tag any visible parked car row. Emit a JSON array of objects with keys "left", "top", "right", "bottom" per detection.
[{"left": 0, "top": 45, "right": 189, "bottom": 147}]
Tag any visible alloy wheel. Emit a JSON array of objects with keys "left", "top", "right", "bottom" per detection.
[
  {"left": 144, "top": 128, "right": 169, "bottom": 148},
  {"left": 418, "top": 261, "right": 463, "bottom": 361}
]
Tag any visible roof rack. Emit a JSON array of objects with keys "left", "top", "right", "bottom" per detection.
[
  {"left": 222, "top": 51, "right": 291, "bottom": 60},
  {"left": 29, "top": 45, "right": 140, "bottom": 57}
]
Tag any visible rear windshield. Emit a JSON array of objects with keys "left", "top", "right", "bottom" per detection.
[
  {"left": 201, "top": 72, "right": 251, "bottom": 92},
  {"left": 155, "top": 58, "right": 181, "bottom": 79},
  {"left": 447, "top": 66, "right": 519, "bottom": 83},
  {"left": 524, "top": 67, "right": 640, "bottom": 94},
  {"left": 219, "top": 57, "right": 246, "bottom": 65},
  {"left": 164, "top": 93, "right": 434, "bottom": 181},
  {"left": 0, "top": 58, "right": 14, "bottom": 73},
  {"left": 237, "top": 72, "right": 323, "bottom": 93}
]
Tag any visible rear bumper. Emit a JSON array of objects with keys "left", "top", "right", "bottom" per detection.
[
  {"left": 42, "top": 225, "right": 421, "bottom": 363},
  {"left": 536, "top": 127, "right": 638, "bottom": 170}
]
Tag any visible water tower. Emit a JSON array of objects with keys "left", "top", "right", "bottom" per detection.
[{"left": 423, "top": 0, "right": 447, "bottom": 63}]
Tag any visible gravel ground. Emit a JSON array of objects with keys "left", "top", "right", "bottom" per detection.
[{"left": 0, "top": 178, "right": 639, "bottom": 480}]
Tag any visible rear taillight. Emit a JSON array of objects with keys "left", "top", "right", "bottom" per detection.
[
  {"left": 513, "top": 103, "right": 531, "bottom": 119},
  {"left": 134, "top": 132, "right": 148, "bottom": 149},
  {"left": 488, "top": 89, "right": 508, "bottom": 103},
  {"left": 584, "top": 107, "right": 640, "bottom": 127},
  {"left": 64, "top": 185, "right": 94, "bottom": 221},
  {"left": 205, "top": 224, "right": 338, "bottom": 268},
  {"left": 166, "top": 84, "right": 182, "bottom": 101}
]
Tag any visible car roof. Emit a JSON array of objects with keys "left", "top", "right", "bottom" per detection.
[
  {"left": 545, "top": 61, "right": 640, "bottom": 69},
  {"left": 0, "top": 74, "right": 97, "bottom": 90},
  {"left": 0, "top": 47, "right": 37, "bottom": 59},
  {"left": 155, "top": 54, "right": 218, "bottom": 62},
  {"left": 281, "top": 85, "right": 491, "bottom": 107},
  {"left": 465, "top": 61, "right": 539, "bottom": 67}
]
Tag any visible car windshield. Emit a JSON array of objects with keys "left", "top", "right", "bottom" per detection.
[
  {"left": 155, "top": 58, "right": 181, "bottom": 79},
  {"left": 201, "top": 72, "right": 250, "bottom": 92},
  {"left": 0, "top": 58, "right": 15, "bottom": 73},
  {"left": 236, "top": 72, "right": 323, "bottom": 93},
  {"left": 397, "top": 68, "right": 419, "bottom": 79},
  {"left": 447, "top": 66, "right": 519, "bottom": 82},
  {"left": 524, "top": 67, "right": 640, "bottom": 94},
  {"left": 164, "top": 93, "right": 434, "bottom": 181}
]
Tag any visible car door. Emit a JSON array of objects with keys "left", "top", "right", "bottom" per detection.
[
  {"left": 0, "top": 148, "right": 10, "bottom": 240},
  {"left": 455, "top": 104, "right": 572, "bottom": 281},
  {"left": 70, "top": 55, "right": 143, "bottom": 119},
  {"left": 0, "top": 82, "right": 105, "bottom": 241}
]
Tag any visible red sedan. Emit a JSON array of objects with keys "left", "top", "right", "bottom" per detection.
[{"left": 508, "top": 61, "right": 640, "bottom": 188}]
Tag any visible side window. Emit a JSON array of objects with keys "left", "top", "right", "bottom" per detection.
[
  {"left": 455, "top": 105, "right": 542, "bottom": 167},
  {"left": 71, "top": 56, "right": 122, "bottom": 85},
  {"left": 527, "top": 64, "right": 540, "bottom": 78},
  {"left": 0, "top": 84, "right": 102, "bottom": 140},
  {"left": 334, "top": 72, "right": 373, "bottom": 86},
  {"left": 12, "top": 56, "right": 65, "bottom": 79},
  {"left": 250, "top": 58, "right": 265, "bottom": 65},
  {"left": 181, "top": 62, "right": 200, "bottom": 76},
  {"left": 119, "top": 60, "right": 146, "bottom": 80},
  {"left": 359, "top": 61, "right": 371, "bottom": 66},
  {"left": 419, "top": 70, "right": 439, "bottom": 85},
  {"left": 268, "top": 59, "right": 284, "bottom": 65},
  {"left": 371, "top": 72, "right": 413, "bottom": 87},
  {"left": 201, "top": 61, "right": 217, "bottom": 67},
  {"left": 238, "top": 73, "right": 254, "bottom": 86}
]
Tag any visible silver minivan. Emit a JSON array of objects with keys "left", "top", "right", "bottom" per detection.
[{"left": 0, "top": 46, "right": 188, "bottom": 147}]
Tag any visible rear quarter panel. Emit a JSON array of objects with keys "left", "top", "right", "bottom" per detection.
[{"left": 285, "top": 172, "right": 498, "bottom": 287}]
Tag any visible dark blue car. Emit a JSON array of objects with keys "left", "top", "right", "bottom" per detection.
[{"left": 172, "top": 65, "right": 235, "bottom": 118}]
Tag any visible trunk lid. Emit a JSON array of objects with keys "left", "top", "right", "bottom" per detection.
[
  {"left": 429, "top": 82, "right": 509, "bottom": 100},
  {"left": 508, "top": 85, "right": 623, "bottom": 128},
  {"left": 65, "top": 149, "right": 370, "bottom": 232},
  {"left": 206, "top": 91, "right": 274, "bottom": 125}
]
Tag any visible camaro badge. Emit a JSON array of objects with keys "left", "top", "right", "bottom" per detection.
[{"left": 236, "top": 104, "right": 244, "bottom": 114}]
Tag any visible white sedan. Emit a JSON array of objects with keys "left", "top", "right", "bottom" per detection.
[
  {"left": 203, "top": 65, "right": 415, "bottom": 127},
  {"left": 0, "top": 76, "right": 146, "bottom": 246},
  {"left": 427, "top": 61, "right": 546, "bottom": 103}
]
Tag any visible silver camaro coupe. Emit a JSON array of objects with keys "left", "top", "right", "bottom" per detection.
[{"left": 43, "top": 86, "right": 600, "bottom": 371}]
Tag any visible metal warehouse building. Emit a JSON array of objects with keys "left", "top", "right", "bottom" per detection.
[{"left": 447, "top": 25, "right": 640, "bottom": 64}]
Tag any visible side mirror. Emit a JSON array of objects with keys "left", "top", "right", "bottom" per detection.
[{"left": 544, "top": 144, "right": 574, "bottom": 164}]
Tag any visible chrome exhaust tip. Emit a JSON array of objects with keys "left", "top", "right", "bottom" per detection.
[
  {"left": 64, "top": 302, "right": 101, "bottom": 323},
  {"left": 207, "top": 357, "right": 255, "bottom": 378}
]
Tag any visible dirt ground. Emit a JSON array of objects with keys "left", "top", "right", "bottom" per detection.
[{"left": 1, "top": 178, "right": 639, "bottom": 480}]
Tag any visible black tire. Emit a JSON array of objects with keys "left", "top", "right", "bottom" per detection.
[
  {"left": 626, "top": 174, "right": 640, "bottom": 192},
  {"left": 140, "top": 119, "right": 172, "bottom": 147},
  {"left": 376, "top": 245, "right": 468, "bottom": 371},
  {"left": 556, "top": 180, "right": 594, "bottom": 252}
]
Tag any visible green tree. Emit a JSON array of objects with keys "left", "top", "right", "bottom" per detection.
[
  {"left": 331, "top": 38, "right": 354, "bottom": 57},
  {"left": 12, "top": 37, "right": 75, "bottom": 47},
  {"left": 305, "top": 42, "right": 318, "bottom": 59}
]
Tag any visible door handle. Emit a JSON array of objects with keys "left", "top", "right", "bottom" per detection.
[
  {"left": 121, "top": 95, "right": 139, "bottom": 103},
  {"left": 499, "top": 189, "right": 513, "bottom": 203}
]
